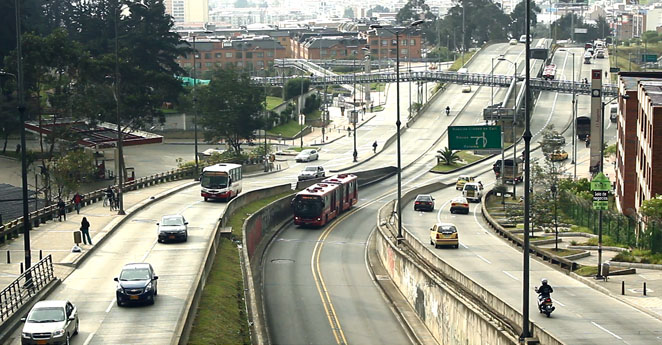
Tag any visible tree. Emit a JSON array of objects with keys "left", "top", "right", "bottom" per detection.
[
  {"left": 437, "top": 0, "right": 510, "bottom": 51},
  {"left": 509, "top": 0, "right": 541, "bottom": 39},
  {"left": 641, "top": 195, "right": 662, "bottom": 221},
  {"left": 284, "top": 78, "right": 310, "bottom": 100},
  {"left": 436, "top": 147, "right": 460, "bottom": 165},
  {"left": 49, "top": 150, "right": 96, "bottom": 198},
  {"left": 396, "top": 0, "right": 438, "bottom": 43},
  {"left": 343, "top": 7, "right": 355, "bottom": 18},
  {"left": 367, "top": 5, "right": 390, "bottom": 17},
  {"left": 197, "top": 68, "right": 265, "bottom": 155}
]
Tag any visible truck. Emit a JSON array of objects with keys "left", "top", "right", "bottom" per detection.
[
  {"left": 576, "top": 116, "right": 591, "bottom": 141},
  {"left": 493, "top": 158, "right": 523, "bottom": 184}
]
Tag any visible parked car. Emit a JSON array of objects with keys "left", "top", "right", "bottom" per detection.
[
  {"left": 414, "top": 194, "right": 435, "bottom": 211},
  {"left": 157, "top": 215, "right": 188, "bottom": 243},
  {"left": 430, "top": 223, "right": 459, "bottom": 248},
  {"left": 115, "top": 263, "right": 159, "bottom": 306},
  {"left": 549, "top": 150, "right": 569, "bottom": 161},
  {"left": 462, "top": 182, "right": 483, "bottom": 202},
  {"left": 21, "top": 300, "right": 79, "bottom": 345},
  {"left": 295, "top": 149, "right": 319, "bottom": 162},
  {"left": 298, "top": 166, "right": 325, "bottom": 181},
  {"left": 456, "top": 175, "right": 475, "bottom": 190},
  {"left": 450, "top": 197, "right": 470, "bottom": 214}
]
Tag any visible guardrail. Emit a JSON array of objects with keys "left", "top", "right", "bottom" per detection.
[
  {"left": 0, "top": 167, "right": 195, "bottom": 244},
  {"left": 0, "top": 255, "right": 55, "bottom": 322}
]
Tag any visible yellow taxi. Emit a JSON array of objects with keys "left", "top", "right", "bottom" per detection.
[
  {"left": 450, "top": 197, "right": 470, "bottom": 214},
  {"left": 549, "top": 150, "right": 569, "bottom": 161},
  {"left": 429, "top": 223, "right": 459, "bottom": 249},
  {"left": 456, "top": 175, "right": 475, "bottom": 190}
]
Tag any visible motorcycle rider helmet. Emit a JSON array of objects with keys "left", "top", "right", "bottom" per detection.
[{"left": 541, "top": 278, "right": 548, "bottom": 285}]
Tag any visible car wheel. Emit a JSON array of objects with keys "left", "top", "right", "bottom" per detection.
[
  {"left": 116, "top": 299, "right": 123, "bottom": 307},
  {"left": 435, "top": 244, "right": 440, "bottom": 249},
  {"left": 203, "top": 197, "right": 207, "bottom": 202},
  {"left": 450, "top": 210, "right": 454, "bottom": 214},
  {"left": 455, "top": 244, "right": 459, "bottom": 249},
  {"left": 73, "top": 319, "right": 79, "bottom": 335},
  {"left": 184, "top": 232, "right": 188, "bottom": 242},
  {"left": 148, "top": 294, "right": 155, "bottom": 305},
  {"left": 65, "top": 333, "right": 71, "bottom": 345}
]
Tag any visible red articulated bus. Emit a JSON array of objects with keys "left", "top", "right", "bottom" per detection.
[{"left": 292, "top": 174, "right": 358, "bottom": 227}]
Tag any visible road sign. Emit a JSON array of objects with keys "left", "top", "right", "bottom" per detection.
[
  {"left": 609, "top": 67, "right": 621, "bottom": 73},
  {"left": 349, "top": 110, "right": 358, "bottom": 124},
  {"left": 591, "top": 172, "right": 611, "bottom": 210},
  {"left": 448, "top": 125, "right": 502, "bottom": 150},
  {"left": 642, "top": 54, "right": 657, "bottom": 63}
]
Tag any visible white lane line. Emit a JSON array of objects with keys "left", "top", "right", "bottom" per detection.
[
  {"left": 503, "top": 271, "right": 519, "bottom": 281},
  {"left": 476, "top": 254, "right": 491, "bottom": 264},
  {"left": 437, "top": 200, "right": 451, "bottom": 223},
  {"left": 82, "top": 333, "right": 95, "bottom": 345},
  {"left": 591, "top": 321, "right": 623, "bottom": 340},
  {"left": 553, "top": 298, "right": 566, "bottom": 307},
  {"left": 460, "top": 242, "right": 469, "bottom": 249},
  {"left": 105, "top": 299, "right": 115, "bottom": 313}
]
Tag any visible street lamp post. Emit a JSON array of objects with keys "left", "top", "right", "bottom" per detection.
[
  {"left": 560, "top": 49, "right": 577, "bottom": 179},
  {"left": 262, "top": 68, "right": 269, "bottom": 172},
  {"left": 113, "top": 5, "right": 125, "bottom": 215},
  {"left": 522, "top": 0, "right": 533, "bottom": 337},
  {"left": 370, "top": 20, "right": 425, "bottom": 241},
  {"left": 192, "top": 35, "right": 200, "bottom": 180},
  {"left": 498, "top": 56, "right": 518, "bottom": 198},
  {"left": 352, "top": 53, "right": 358, "bottom": 162}
]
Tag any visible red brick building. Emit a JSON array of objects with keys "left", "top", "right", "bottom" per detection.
[
  {"left": 616, "top": 72, "right": 662, "bottom": 215},
  {"left": 364, "top": 29, "right": 423, "bottom": 61}
]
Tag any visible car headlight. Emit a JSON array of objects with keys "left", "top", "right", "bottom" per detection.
[
  {"left": 53, "top": 329, "right": 65, "bottom": 337},
  {"left": 145, "top": 282, "right": 153, "bottom": 291},
  {"left": 22, "top": 332, "right": 31, "bottom": 339}
]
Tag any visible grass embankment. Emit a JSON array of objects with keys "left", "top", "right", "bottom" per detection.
[
  {"left": 370, "top": 83, "right": 385, "bottom": 92},
  {"left": 448, "top": 51, "right": 477, "bottom": 71},
  {"left": 267, "top": 120, "right": 303, "bottom": 137},
  {"left": 372, "top": 105, "right": 385, "bottom": 112},
  {"left": 430, "top": 150, "right": 486, "bottom": 172},
  {"left": 188, "top": 191, "right": 294, "bottom": 345},
  {"left": 266, "top": 96, "right": 284, "bottom": 110}
]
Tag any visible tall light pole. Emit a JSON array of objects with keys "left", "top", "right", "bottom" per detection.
[
  {"left": 561, "top": 49, "right": 577, "bottom": 180},
  {"left": 113, "top": 3, "right": 125, "bottom": 215},
  {"left": 522, "top": 0, "right": 532, "bottom": 337},
  {"left": 262, "top": 68, "right": 269, "bottom": 172},
  {"left": 370, "top": 19, "right": 425, "bottom": 241},
  {"left": 192, "top": 35, "right": 200, "bottom": 180},
  {"left": 498, "top": 55, "right": 518, "bottom": 198},
  {"left": 352, "top": 50, "right": 358, "bottom": 162}
]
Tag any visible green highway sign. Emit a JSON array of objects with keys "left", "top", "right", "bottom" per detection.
[
  {"left": 448, "top": 125, "right": 502, "bottom": 150},
  {"left": 642, "top": 54, "right": 658, "bottom": 63}
]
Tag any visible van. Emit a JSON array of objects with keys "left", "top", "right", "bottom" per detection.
[
  {"left": 462, "top": 182, "right": 483, "bottom": 202},
  {"left": 458, "top": 67, "right": 468, "bottom": 74},
  {"left": 610, "top": 106, "right": 618, "bottom": 123}
]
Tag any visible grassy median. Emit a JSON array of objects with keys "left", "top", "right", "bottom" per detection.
[{"left": 188, "top": 191, "right": 294, "bottom": 345}]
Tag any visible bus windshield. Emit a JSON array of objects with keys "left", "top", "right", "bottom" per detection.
[
  {"left": 292, "top": 195, "right": 324, "bottom": 218},
  {"left": 201, "top": 173, "right": 228, "bottom": 189}
]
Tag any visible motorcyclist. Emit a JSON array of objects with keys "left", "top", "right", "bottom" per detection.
[
  {"left": 535, "top": 278, "right": 554, "bottom": 302},
  {"left": 445, "top": 106, "right": 451, "bottom": 116}
]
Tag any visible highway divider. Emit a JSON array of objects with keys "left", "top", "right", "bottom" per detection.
[
  {"left": 372, "top": 182, "right": 565, "bottom": 345},
  {"left": 176, "top": 166, "right": 397, "bottom": 345}
]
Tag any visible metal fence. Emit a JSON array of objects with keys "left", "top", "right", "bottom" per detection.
[
  {"left": 0, "top": 255, "right": 54, "bottom": 322},
  {"left": 560, "top": 192, "right": 662, "bottom": 252}
]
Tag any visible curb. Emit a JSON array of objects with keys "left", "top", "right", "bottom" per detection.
[
  {"left": 62, "top": 180, "right": 198, "bottom": 268},
  {"left": 608, "top": 261, "right": 662, "bottom": 270}
]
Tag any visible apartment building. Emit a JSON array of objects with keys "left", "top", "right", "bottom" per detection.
[
  {"left": 615, "top": 73, "right": 662, "bottom": 215},
  {"left": 292, "top": 33, "right": 369, "bottom": 60},
  {"left": 365, "top": 28, "right": 423, "bottom": 61}
]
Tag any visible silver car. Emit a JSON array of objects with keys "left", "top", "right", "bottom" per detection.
[
  {"left": 298, "top": 166, "right": 325, "bottom": 181},
  {"left": 295, "top": 149, "right": 319, "bottom": 162},
  {"left": 157, "top": 215, "right": 188, "bottom": 243},
  {"left": 21, "top": 300, "right": 79, "bottom": 345}
]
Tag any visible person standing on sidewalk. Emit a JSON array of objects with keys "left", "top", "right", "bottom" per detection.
[
  {"left": 72, "top": 192, "right": 83, "bottom": 214},
  {"left": 80, "top": 217, "right": 92, "bottom": 245},
  {"left": 372, "top": 141, "right": 378, "bottom": 153},
  {"left": 57, "top": 198, "right": 66, "bottom": 222}
]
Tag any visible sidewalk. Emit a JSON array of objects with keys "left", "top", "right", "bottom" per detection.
[{"left": 0, "top": 179, "right": 195, "bottom": 288}]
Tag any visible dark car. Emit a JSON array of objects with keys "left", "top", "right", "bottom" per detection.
[
  {"left": 414, "top": 194, "right": 435, "bottom": 211},
  {"left": 114, "top": 263, "right": 158, "bottom": 306}
]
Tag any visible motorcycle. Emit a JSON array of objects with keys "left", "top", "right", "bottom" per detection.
[{"left": 535, "top": 288, "right": 555, "bottom": 317}]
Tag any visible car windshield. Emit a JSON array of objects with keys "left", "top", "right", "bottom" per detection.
[
  {"left": 438, "top": 226, "right": 457, "bottom": 233},
  {"left": 416, "top": 195, "right": 432, "bottom": 202},
  {"left": 201, "top": 173, "right": 228, "bottom": 189},
  {"left": 303, "top": 167, "right": 317, "bottom": 172},
  {"left": 300, "top": 150, "right": 313, "bottom": 155},
  {"left": 464, "top": 185, "right": 477, "bottom": 191},
  {"left": 28, "top": 307, "right": 65, "bottom": 323},
  {"left": 119, "top": 268, "right": 151, "bottom": 281},
  {"left": 162, "top": 217, "right": 184, "bottom": 226},
  {"left": 292, "top": 196, "right": 323, "bottom": 218}
]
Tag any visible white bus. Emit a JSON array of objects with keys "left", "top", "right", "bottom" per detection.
[{"left": 200, "top": 163, "right": 242, "bottom": 201}]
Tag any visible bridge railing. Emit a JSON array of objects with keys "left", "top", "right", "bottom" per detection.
[{"left": 0, "top": 255, "right": 55, "bottom": 323}]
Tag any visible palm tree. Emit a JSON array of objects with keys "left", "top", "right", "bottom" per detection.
[{"left": 436, "top": 147, "right": 461, "bottom": 165}]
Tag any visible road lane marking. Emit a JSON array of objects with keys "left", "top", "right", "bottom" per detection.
[
  {"left": 591, "top": 321, "right": 623, "bottom": 340},
  {"left": 105, "top": 299, "right": 114, "bottom": 313},
  {"left": 82, "top": 333, "right": 94, "bottom": 345},
  {"left": 476, "top": 254, "right": 491, "bottom": 264},
  {"left": 460, "top": 243, "right": 469, "bottom": 249},
  {"left": 503, "top": 271, "right": 519, "bottom": 281},
  {"left": 553, "top": 298, "right": 565, "bottom": 307}
]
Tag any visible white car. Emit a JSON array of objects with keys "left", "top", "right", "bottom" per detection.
[
  {"left": 509, "top": 38, "right": 518, "bottom": 45},
  {"left": 21, "top": 300, "right": 79, "bottom": 345},
  {"left": 157, "top": 215, "right": 188, "bottom": 242},
  {"left": 295, "top": 149, "right": 319, "bottom": 162},
  {"left": 298, "top": 166, "right": 325, "bottom": 181}
]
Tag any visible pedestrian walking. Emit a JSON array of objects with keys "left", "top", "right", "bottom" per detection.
[
  {"left": 105, "top": 186, "right": 115, "bottom": 211},
  {"left": 72, "top": 192, "right": 83, "bottom": 214},
  {"left": 372, "top": 141, "right": 378, "bottom": 153},
  {"left": 57, "top": 198, "right": 66, "bottom": 222},
  {"left": 347, "top": 126, "right": 352, "bottom": 137},
  {"left": 80, "top": 217, "right": 92, "bottom": 245}
]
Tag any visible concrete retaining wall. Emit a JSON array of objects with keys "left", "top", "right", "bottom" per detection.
[{"left": 378, "top": 182, "right": 566, "bottom": 345}]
